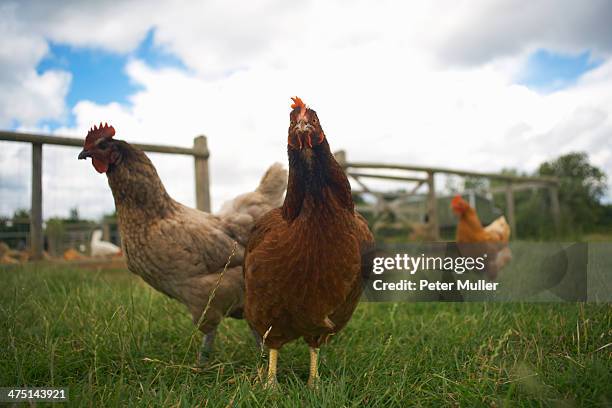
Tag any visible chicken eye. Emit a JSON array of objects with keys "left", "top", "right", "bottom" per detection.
[{"left": 98, "top": 140, "right": 109, "bottom": 149}]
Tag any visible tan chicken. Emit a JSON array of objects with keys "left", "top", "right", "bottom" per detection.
[
  {"left": 78, "top": 123, "right": 287, "bottom": 360},
  {"left": 0, "top": 242, "right": 19, "bottom": 264}
]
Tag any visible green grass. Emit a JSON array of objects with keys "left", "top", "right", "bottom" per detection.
[
  {"left": 1, "top": 265, "right": 611, "bottom": 407},
  {"left": 583, "top": 231, "right": 612, "bottom": 242}
]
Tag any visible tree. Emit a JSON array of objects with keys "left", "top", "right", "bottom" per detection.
[
  {"left": 463, "top": 176, "right": 489, "bottom": 195},
  {"left": 69, "top": 207, "right": 80, "bottom": 223},
  {"left": 490, "top": 154, "right": 608, "bottom": 239},
  {"left": 538, "top": 152, "right": 608, "bottom": 234}
]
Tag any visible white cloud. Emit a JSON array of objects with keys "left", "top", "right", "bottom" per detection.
[
  {"left": 33, "top": 55, "right": 612, "bottom": 219},
  {"left": 13, "top": 0, "right": 159, "bottom": 53},
  {"left": 435, "top": 0, "right": 612, "bottom": 66},
  {"left": 0, "top": 3, "right": 71, "bottom": 127}
]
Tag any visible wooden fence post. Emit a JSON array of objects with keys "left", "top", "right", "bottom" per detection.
[
  {"left": 549, "top": 185, "right": 561, "bottom": 234},
  {"left": 505, "top": 182, "right": 516, "bottom": 239},
  {"left": 31, "top": 143, "right": 43, "bottom": 260},
  {"left": 193, "top": 135, "right": 211, "bottom": 212},
  {"left": 426, "top": 171, "right": 439, "bottom": 240},
  {"left": 102, "top": 222, "right": 111, "bottom": 241}
]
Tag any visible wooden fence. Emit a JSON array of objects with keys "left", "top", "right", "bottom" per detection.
[
  {"left": 1, "top": 131, "right": 561, "bottom": 259},
  {"left": 335, "top": 150, "right": 560, "bottom": 240},
  {"left": 0, "top": 130, "right": 210, "bottom": 260}
]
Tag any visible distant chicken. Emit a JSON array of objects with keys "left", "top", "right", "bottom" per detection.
[
  {"left": 0, "top": 242, "right": 30, "bottom": 264},
  {"left": 63, "top": 248, "right": 85, "bottom": 261},
  {"left": 451, "top": 195, "right": 512, "bottom": 279},
  {"left": 0, "top": 242, "right": 19, "bottom": 264},
  {"left": 78, "top": 124, "right": 287, "bottom": 360},
  {"left": 90, "top": 229, "right": 121, "bottom": 257},
  {"left": 244, "top": 97, "right": 374, "bottom": 388}
]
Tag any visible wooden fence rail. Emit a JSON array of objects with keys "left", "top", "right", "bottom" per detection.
[
  {"left": 0, "top": 130, "right": 210, "bottom": 260},
  {"left": 336, "top": 150, "right": 560, "bottom": 240}
]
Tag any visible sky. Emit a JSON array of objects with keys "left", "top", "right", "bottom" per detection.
[{"left": 1, "top": 0, "right": 611, "bottom": 219}]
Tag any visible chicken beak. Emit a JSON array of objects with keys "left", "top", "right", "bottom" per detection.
[
  {"left": 295, "top": 120, "right": 307, "bottom": 133},
  {"left": 294, "top": 120, "right": 315, "bottom": 149},
  {"left": 78, "top": 149, "right": 91, "bottom": 160}
]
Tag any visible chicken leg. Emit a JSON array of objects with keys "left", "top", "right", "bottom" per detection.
[
  {"left": 266, "top": 348, "right": 279, "bottom": 389},
  {"left": 250, "top": 326, "right": 263, "bottom": 349},
  {"left": 196, "top": 328, "right": 216, "bottom": 365},
  {"left": 307, "top": 347, "right": 319, "bottom": 388}
]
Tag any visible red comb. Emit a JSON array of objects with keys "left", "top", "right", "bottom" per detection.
[
  {"left": 291, "top": 96, "right": 306, "bottom": 110},
  {"left": 84, "top": 122, "right": 115, "bottom": 151},
  {"left": 87, "top": 122, "right": 115, "bottom": 139}
]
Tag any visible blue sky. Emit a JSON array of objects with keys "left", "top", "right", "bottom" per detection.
[
  {"left": 34, "top": 29, "right": 185, "bottom": 129},
  {"left": 518, "top": 49, "right": 602, "bottom": 92}
]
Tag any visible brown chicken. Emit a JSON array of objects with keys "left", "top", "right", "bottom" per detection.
[
  {"left": 451, "top": 195, "right": 512, "bottom": 279},
  {"left": 78, "top": 123, "right": 287, "bottom": 360},
  {"left": 244, "top": 97, "right": 374, "bottom": 388}
]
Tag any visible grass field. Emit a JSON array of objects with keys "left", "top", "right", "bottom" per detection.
[{"left": 1, "top": 264, "right": 611, "bottom": 407}]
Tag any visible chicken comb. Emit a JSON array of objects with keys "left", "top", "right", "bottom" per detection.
[
  {"left": 451, "top": 195, "right": 470, "bottom": 212},
  {"left": 291, "top": 96, "right": 306, "bottom": 110},
  {"left": 84, "top": 122, "right": 115, "bottom": 150},
  {"left": 451, "top": 194, "right": 464, "bottom": 205},
  {"left": 87, "top": 122, "right": 115, "bottom": 140}
]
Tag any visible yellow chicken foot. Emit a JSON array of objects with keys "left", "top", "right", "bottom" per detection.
[
  {"left": 265, "top": 348, "right": 279, "bottom": 389},
  {"left": 307, "top": 347, "right": 319, "bottom": 388}
]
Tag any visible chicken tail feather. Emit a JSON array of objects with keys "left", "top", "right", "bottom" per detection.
[{"left": 256, "top": 163, "right": 288, "bottom": 205}]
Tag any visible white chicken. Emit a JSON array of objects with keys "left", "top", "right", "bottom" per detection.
[{"left": 90, "top": 229, "right": 121, "bottom": 257}]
